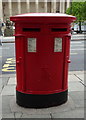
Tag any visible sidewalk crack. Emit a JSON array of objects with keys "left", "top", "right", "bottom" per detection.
[
  {"left": 74, "top": 74, "right": 86, "bottom": 87},
  {"left": 74, "top": 74, "right": 83, "bottom": 81},
  {"left": 50, "top": 112, "right": 53, "bottom": 120},
  {"left": 14, "top": 112, "right": 23, "bottom": 119},
  {"left": 80, "top": 81, "right": 86, "bottom": 87}
]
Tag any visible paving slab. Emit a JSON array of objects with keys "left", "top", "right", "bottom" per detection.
[
  {"left": 8, "top": 77, "right": 16, "bottom": 85},
  {"left": 73, "top": 99, "right": 84, "bottom": 108},
  {"left": 10, "top": 96, "right": 75, "bottom": 116},
  {"left": 68, "top": 91, "right": 84, "bottom": 100},
  {"left": 69, "top": 92, "right": 84, "bottom": 108},
  {"left": 21, "top": 113, "right": 51, "bottom": 118},
  {"left": 2, "top": 96, "right": 13, "bottom": 114},
  {"left": 68, "top": 71, "right": 85, "bottom": 75},
  {"left": 1, "top": 85, "right": 16, "bottom": 95},
  {"left": 0, "top": 77, "right": 2, "bottom": 94},
  {"left": 0, "top": 95, "right": 2, "bottom": 118},
  {"left": 68, "top": 74, "right": 80, "bottom": 82},
  {"left": 1, "top": 74, "right": 16, "bottom": 78},
  {"left": 68, "top": 81, "right": 84, "bottom": 91},
  {"left": 1, "top": 71, "right": 85, "bottom": 119},
  {"left": 75, "top": 74, "right": 86, "bottom": 86},
  {"left": 75, "top": 74, "right": 84, "bottom": 81},
  {"left": 2, "top": 113, "right": 14, "bottom": 118},
  {"left": 14, "top": 112, "right": 23, "bottom": 118},
  {"left": 0, "top": 115, "right": 2, "bottom": 120},
  {"left": 2, "top": 77, "right": 9, "bottom": 87},
  {"left": 51, "top": 108, "right": 84, "bottom": 118}
]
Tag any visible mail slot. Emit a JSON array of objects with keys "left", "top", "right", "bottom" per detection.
[{"left": 10, "top": 13, "right": 76, "bottom": 108}]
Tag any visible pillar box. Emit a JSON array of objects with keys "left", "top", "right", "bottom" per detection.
[{"left": 10, "top": 13, "right": 76, "bottom": 108}]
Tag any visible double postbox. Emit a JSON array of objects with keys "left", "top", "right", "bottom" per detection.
[{"left": 10, "top": 13, "right": 76, "bottom": 108}]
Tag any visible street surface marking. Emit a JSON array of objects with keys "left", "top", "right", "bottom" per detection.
[
  {"left": 5, "top": 61, "right": 12, "bottom": 64},
  {"left": 2, "top": 67, "right": 16, "bottom": 72},
  {"left": 2, "top": 57, "right": 16, "bottom": 72},
  {"left": 71, "top": 45, "right": 84, "bottom": 47},
  {"left": 71, "top": 42, "right": 83, "bottom": 44},
  {"left": 7, "top": 58, "right": 14, "bottom": 61},
  {"left": 0, "top": 47, "right": 9, "bottom": 49},
  {"left": 3, "top": 64, "right": 16, "bottom": 68},
  {"left": 70, "top": 53, "right": 78, "bottom": 55},
  {"left": 71, "top": 48, "right": 86, "bottom": 51}
]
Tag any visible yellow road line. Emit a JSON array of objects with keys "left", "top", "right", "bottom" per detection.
[
  {"left": 3, "top": 64, "right": 10, "bottom": 68},
  {"left": 7, "top": 58, "right": 14, "bottom": 61},
  {"left": 6, "top": 61, "right": 15, "bottom": 64},
  {"left": 2, "top": 67, "right": 16, "bottom": 72},
  {"left": 2, "top": 57, "right": 16, "bottom": 72},
  {"left": 3, "top": 64, "right": 16, "bottom": 67}
]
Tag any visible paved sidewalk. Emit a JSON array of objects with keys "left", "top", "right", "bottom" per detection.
[{"left": 0, "top": 71, "right": 85, "bottom": 119}]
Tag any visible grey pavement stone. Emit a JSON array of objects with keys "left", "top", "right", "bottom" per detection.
[
  {"left": 1, "top": 71, "right": 85, "bottom": 119},
  {"left": 51, "top": 108, "right": 84, "bottom": 118},
  {"left": 2, "top": 113, "right": 14, "bottom": 118},
  {"left": 68, "top": 81, "right": 84, "bottom": 91},
  {"left": 0, "top": 77, "right": 2, "bottom": 93},
  {"left": 0, "top": 115, "right": 2, "bottom": 120},
  {"left": 0, "top": 95, "right": 2, "bottom": 119},
  {"left": 69, "top": 93, "right": 84, "bottom": 108},
  {"left": 68, "top": 74, "right": 80, "bottom": 82},
  {"left": 2, "top": 77, "right": 9, "bottom": 87},
  {"left": 10, "top": 96, "right": 75, "bottom": 115},
  {"left": 84, "top": 108, "right": 86, "bottom": 119},
  {"left": 68, "top": 91, "right": 85, "bottom": 110},
  {"left": 73, "top": 99, "right": 84, "bottom": 108},
  {"left": 68, "top": 91, "right": 84, "bottom": 100},
  {"left": 76, "top": 74, "right": 84, "bottom": 81},
  {"left": 14, "top": 112, "right": 23, "bottom": 118},
  {"left": 21, "top": 113, "right": 51, "bottom": 118},
  {"left": 1, "top": 74, "right": 16, "bottom": 78},
  {"left": 75, "top": 74, "right": 86, "bottom": 86},
  {"left": 2, "top": 95, "right": 13, "bottom": 114},
  {"left": 1, "top": 85, "right": 16, "bottom": 96},
  {"left": 68, "top": 71, "right": 85, "bottom": 75},
  {"left": 8, "top": 77, "right": 16, "bottom": 85}
]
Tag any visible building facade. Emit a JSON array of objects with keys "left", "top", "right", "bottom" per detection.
[{"left": 0, "top": 0, "right": 71, "bottom": 21}]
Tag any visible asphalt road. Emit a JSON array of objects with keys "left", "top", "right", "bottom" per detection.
[
  {"left": 0, "top": 40, "right": 85, "bottom": 74},
  {"left": 69, "top": 40, "right": 85, "bottom": 71}
]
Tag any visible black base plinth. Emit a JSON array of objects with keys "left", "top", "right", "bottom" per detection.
[{"left": 16, "top": 90, "right": 68, "bottom": 108}]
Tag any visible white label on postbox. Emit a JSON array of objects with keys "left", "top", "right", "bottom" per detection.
[
  {"left": 28, "top": 38, "right": 36, "bottom": 52},
  {"left": 54, "top": 38, "right": 62, "bottom": 52}
]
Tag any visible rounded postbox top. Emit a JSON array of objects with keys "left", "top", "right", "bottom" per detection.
[{"left": 10, "top": 13, "right": 76, "bottom": 24}]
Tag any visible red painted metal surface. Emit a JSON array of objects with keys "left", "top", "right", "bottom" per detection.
[{"left": 10, "top": 13, "right": 76, "bottom": 95}]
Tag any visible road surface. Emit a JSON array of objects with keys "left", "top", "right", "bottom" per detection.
[{"left": 0, "top": 40, "right": 85, "bottom": 74}]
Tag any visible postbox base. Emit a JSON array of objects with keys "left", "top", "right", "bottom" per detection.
[{"left": 16, "top": 90, "right": 68, "bottom": 108}]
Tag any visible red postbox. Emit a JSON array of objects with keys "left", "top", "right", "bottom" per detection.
[{"left": 10, "top": 13, "right": 76, "bottom": 108}]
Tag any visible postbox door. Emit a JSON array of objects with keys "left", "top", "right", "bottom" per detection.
[{"left": 24, "top": 33, "right": 65, "bottom": 93}]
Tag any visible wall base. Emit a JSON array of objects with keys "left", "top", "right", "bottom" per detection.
[{"left": 16, "top": 90, "right": 68, "bottom": 108}]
